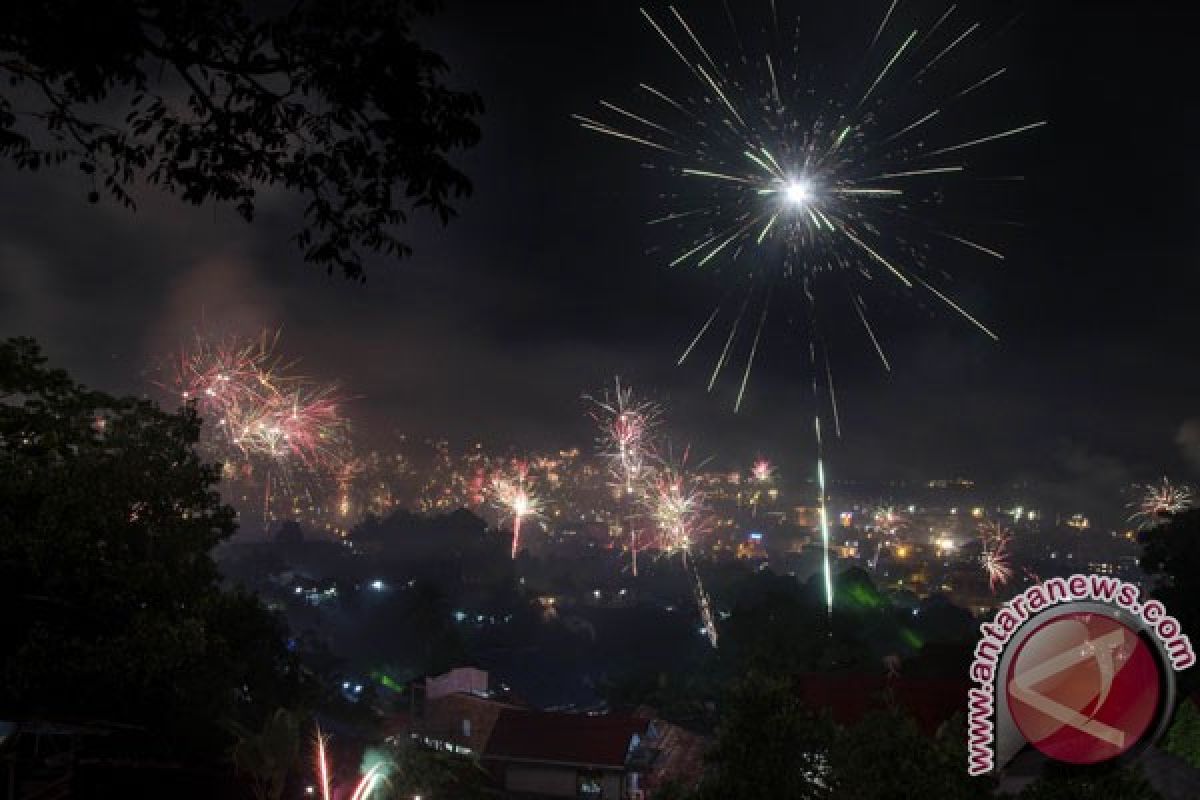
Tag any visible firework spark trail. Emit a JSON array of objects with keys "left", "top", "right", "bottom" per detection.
[
  {"left": 734, "top": 293, "right": 771, "bottom": 413},
  {"left": 1129, "top": 477, "right": 1194, "bottom": 530},
  {"left": 979, "top": 522, "right": 1013, "bottom": 593},
  {"left": 853, "top": 295, "right": 892, "bottom": 372},
  {"left": 349, "top": 765, "right": 385, "bottom": 800},
  {"left": 938, "top": 231, "right": 1006, "bottom": 260},
  {"left": 585, "top": 378, "right": 662, "bottom": 575},
  {"left": 871, "top": 0, "right": 899, "bottom": 48},
  {"left": 806, "top": 332, "right": 837, "bottom": 616},
  {"left": 491, "top": 462, "right": 542, "bottom": 559},
  {"left": 823, "top": 345, "right": 842, "bottom": 438},
  {"left": 708, "top": 290, "right": 753, "bottom": 391},
  {"left": 315, "top": 725, "right": 386, "bottom": 800},
  {"left": 315, "top": 726, "right": 332, "bottom": 800},
  {"left": 689, "top": 558, "right": 720, "bottom": 648},
  {"left": 815, "top": 414, "right": 833, "bottom": 615},
  {"left": 678, "top": 302, "right": 723, "bottom": 366}
]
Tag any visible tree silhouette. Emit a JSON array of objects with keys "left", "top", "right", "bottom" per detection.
[
  {"left": 825, "top": 708, "right": 983, "bottom": 800},
  {"left": 0, "top": 337, "right": 301, "bottom": 755},
  {"left": 1016, "top": 762, "right": 1162, "bottom": 800},
  {"left": 0, "top": 0, "right": 482, "bottom": 279},
  {"left": 695, "top": 674, "right": 833, "bottom": 800},
  {"left": 1139, "top": 508, "right": 1200, "bottom": 693}
]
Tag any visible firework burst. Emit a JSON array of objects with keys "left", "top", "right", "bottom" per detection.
[
  {"left": 586, "top": 377, "right": 662, "bottom": 575},
  {"left": 586, "top": 377, "right": 661, "bottom": 494},
  {"left": 647, "top": 465, "right": 706, "bottom": 560},
  {"left": 751, "top": 457, "right": 775, "bottom": 484},
  {"left": 165, "top": 328, "right": 351, "bottom": 527},
  {"left": 490, "top": 461, "right": 543, "bottom": 559},
  {"left": 579, "top": 1, "right": 1041, "bottom": 616},
  {"left": 1130, "top": 477, "right": 1193, "bottom": 530},
  {"left": 746, "top": 457, "right": 776, "bottom": 517},
  {"left": 979, "top": 522, "right": 1012, "bottom": 593},
  {"left": 578, "top": 1, "right": 1041, "bottom": 390}
]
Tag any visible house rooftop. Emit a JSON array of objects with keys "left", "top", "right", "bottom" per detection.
[{"left": 483, "top": 709, "right": 649, "bottom": 770}]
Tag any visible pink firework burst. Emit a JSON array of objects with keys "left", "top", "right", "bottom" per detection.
[
  {"left": 164, "top": 328, "right": 351, "bottom": 529},
  {"left": 979, "top": 522, "right": 1012, "bottom": 593},
  {"left": 586, "top": 377, "right": 661, "bottom": 494},
  {"left": 586, "top": 377, "right": 661, "bottom": 575}
]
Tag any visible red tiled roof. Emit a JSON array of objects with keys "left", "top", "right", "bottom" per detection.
[
  {"left": 794, "top": 673, "right": 969, "bottom": 736},
  {"left": 483, "top": 710, "right": 649, "bottom": 769}
]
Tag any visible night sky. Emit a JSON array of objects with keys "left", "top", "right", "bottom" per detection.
[{"left": 1, "top": 1, "right": 1198, "bottom": 519}]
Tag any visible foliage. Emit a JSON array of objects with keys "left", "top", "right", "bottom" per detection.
[
  {"left": 1139, "top": 508, "right": 1200, "bottom": 692},
  {"left": 719, "top": 570, "right": 904, "bottom": 679},
  {"left": 825, "top": 707, "right": 986, "bottom": 800},
  {"left": 1163, "top": 698, "right": 1200, "bottom": 769},
  {"left": 694, "top": 674, "right": 834, "bottom": 800},
  {"left": 602, "top": 668, "right": 718, "bottom": 731},
  {"left": 230, "top": 708, "right": 301, "bottom": 800},
  {"left": 677, "top": 671, "right": 993, "bottom": 800},
  {"left": 0, "top": 1, "right": 482, "bottom": 278},
  {"left": 1016, "top": 762, "right": 1162, "bottom": 800},
  {"left": 1140, "top": 508, "right": 1200, "bottom": 626},
  {"left": 375, "top": 740, "right": 497, "bottom": 800},
  {"left": 0, "top": 337, "right": 301, "bottom": 756}
]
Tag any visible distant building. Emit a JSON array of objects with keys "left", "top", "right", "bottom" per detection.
[{"left": 793, "top": 505, "right": 820, "bottom": 529}]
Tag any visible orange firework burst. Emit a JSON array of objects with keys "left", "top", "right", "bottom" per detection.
[{"left": 490, "top": 461, "right": 542, "bottom": 559}]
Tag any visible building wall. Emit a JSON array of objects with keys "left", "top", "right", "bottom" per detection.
[
  {"left": 501, "top": 765, "right": 624, "bottom": 799},
  {"left": 420, "top": 693, "right": 510, "bottom": 755},
  {"left": 504, "top": 764, "right": 577, "bottom": 797}
]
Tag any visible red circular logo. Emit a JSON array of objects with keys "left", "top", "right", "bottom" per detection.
[{"left": 1005, "top": 612, "right": 1162, "bottom": 764}]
